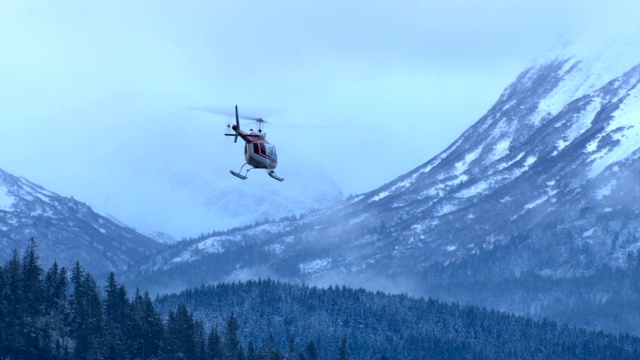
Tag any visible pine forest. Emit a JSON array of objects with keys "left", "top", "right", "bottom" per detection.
[{"left": 1, "top": 239, "right": 639, "bottom": 359}]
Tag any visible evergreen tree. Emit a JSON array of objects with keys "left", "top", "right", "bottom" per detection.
[
  {"left": 69, "top": 262, "right": 85, "bottom": 358},
  {"left": 69, "top": 262, "right": 83, "bottom": 321},
  {"left": 261, "top": 334, "right": 282, "bottom": 360},
  {"left": 131, "top": 289, "right": 164, "bottom": 360},
  {"left": 103, "top": 272, "right": 134, "bottom": 360},
  {"left": 337, "top": 336, "right": 348, "bottom": 360},
  {"left": 69, "top": 262, "right": 104, "bottom": 359},
  {"left": 0, "top": 263, "right": 4, "bottom": 356},
  {"left": 194, "top": 319, "right": 207, "bottom": 360},
  {"left": 22, "top": 237, "right": 44, "bottom": 319},
  {"left": 246, "top": 339, "right": 258, "bottom": 360},
  {"left": 161, "top": 310, "right": 178, "bottom": 358},
  {"left": 303, "top": 341, "right": 318, "bottom": 360},
  {"left": 223, "top": 313, "right": 244, "bottom": 360},
  {"left": 21, "top": 238, "right": 51, "bottom": 360},
  {"left": 164, "top": 304, "right": 199, "bottom": 359},
  {"left": 286, "top": 338, "right": 295, "bottom": 360},
  {"left": 1, "top": 244, "right": 70, "bottom": 360},
  {"left": 1, "top": 249, "right": 23, "bottom": 358},
  {"left": 207, "top": 326, "right": 223, "bottom": 360},
  {"left": 43, "top": 262, "right": 69, "bottom": 319},
  {"left": 0, "top": 241, "right": 53, "bottom": 359}
]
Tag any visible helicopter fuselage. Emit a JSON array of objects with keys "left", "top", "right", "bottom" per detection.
[{"left": 232, "top": 125, "right": 278, "bottom": 170}]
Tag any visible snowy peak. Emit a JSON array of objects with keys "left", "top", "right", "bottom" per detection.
[
  {"left": 1, "top": 167, "right": 164, "bottom": 277},
  {"left": 1, "top": 168, "right": 98, "bottom": 220},
  {"left": 364, "top": 59, "right": 575, "bottom": 205},
  {"left": 1, "top": 168, "right": 57, "bottom": 211},
  {"left": 368, "top": 56, "right": 640, "bottom": 209},
  {"left": 355, "top": 51, "right": 640, "bottom": 272}
]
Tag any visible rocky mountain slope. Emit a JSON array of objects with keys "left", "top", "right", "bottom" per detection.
[
  {"left": 128, "top": 41, "right": 640, "bottom": 334},
  {"left": 0, "top": 168, "right": 164, "bottom": 278}
]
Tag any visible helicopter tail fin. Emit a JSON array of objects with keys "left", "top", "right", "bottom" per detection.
[{"left": 233, "top": 105, "right": 240, "bottom": 143}]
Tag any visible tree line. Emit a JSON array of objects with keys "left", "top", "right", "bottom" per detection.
[
  {"left": 3, "top": 238, "right": 640, "bottom": 359},
  {"left": 0, "top": 239, "right": 350, "bottom": 360},
  {"left": 156, "top": 278, "right": 640, "bottom": 359}
]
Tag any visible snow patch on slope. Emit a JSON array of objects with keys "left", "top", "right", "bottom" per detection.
[
  {"left": 588, "top": 86, "right": 640, "bottom": 178},
  {"left": 595, "top": 179, "right": 616, "bottom": 200},
  {"left": 299, "top": 258, "right": 332, "bottom": 276},
  {"left": 487, "top": 137, "right": 511, "bottom": 163},
  {"left": 530, "top": 60, "right": 582, "bottom": 126},
  {"left": 0, "top": 188, "right": 14, "bottom": 211},
  {"left": 554, "top": 98, "right": 601, "bottom": 154},
  {"left": 454, "top": 147, "right": 482, "bottom": 176},
  {"left": 434, "top": 202, "right": 459, "bottom": 217},
  {"left": 370, "top": 153, "right": 447, "bottom": 202},
  {"left": 496, "top": 152, "right": 525, "bottom": 172},
  {"left": 196, "top": 237, "right": 225, "bottom": 253},
  {"left": 532, "top": 22, "right": 640, "bottom": 128},
  {"left": 456, "top": 181, "right": 491, "bottom": 198}
]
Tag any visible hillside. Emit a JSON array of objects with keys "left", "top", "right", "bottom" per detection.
[{"left": 155, "top": 279, "right": 640, "bottom": 360}]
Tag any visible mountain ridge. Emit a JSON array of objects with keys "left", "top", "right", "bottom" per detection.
[{"left": 0, "top": 167, "right": 164, "bottom": 278}]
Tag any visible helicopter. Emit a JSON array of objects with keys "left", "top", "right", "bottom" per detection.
[{"left": 223, "top": 105, "right": 284, "bottom": 182}]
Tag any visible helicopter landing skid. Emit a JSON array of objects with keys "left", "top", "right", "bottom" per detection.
[
  {"left": 230, "top": 170, "right": 248, "bottom": 180},
  {"left": 268, "top": 170, "right": 284, "bottom": 182}
]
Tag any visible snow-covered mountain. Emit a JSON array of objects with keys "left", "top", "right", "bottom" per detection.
[
  {"left": 128, "top": 39, "right": 640, "bottom": 334},
  {"left": 0, "top": 168, "right": 164, "bottom": 278}
]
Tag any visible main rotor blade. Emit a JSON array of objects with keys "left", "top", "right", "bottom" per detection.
[
  {"left": 188, "top": 106, "right": 286, "bottom": 122},
  {"left": 188, "top": 106, "right": 233, "bottom": 117}
]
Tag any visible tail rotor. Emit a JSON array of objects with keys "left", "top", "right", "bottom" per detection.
[{"left": 233, "top": 104, "right": 240, "bottom": 143}]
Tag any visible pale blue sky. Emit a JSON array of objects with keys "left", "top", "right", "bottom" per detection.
[{"left": 0, "top": 1, "right": 634, "bottom": 234}]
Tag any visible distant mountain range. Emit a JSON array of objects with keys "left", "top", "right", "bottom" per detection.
[
  {"left": 0, "top": 168, "right": 164, "bottom": 279},
  {"left": 125, "top": 42, "right": 640, "bottom": 334}
]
